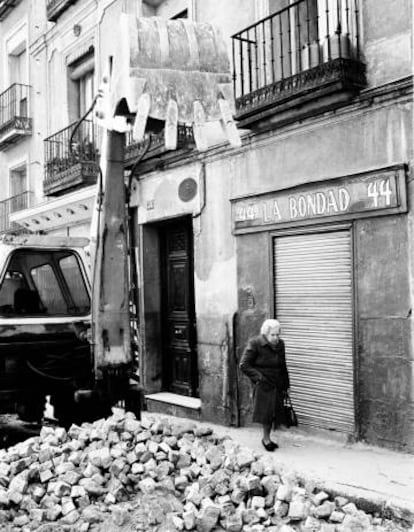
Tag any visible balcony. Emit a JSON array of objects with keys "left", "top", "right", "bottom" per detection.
[
  {"left": 44, "top": 120, "right": 100, "bottom": 197},
  {"left": 46, "top": 0, "right": 77, "bottom": 22},
  {"left": 125, "top": 124, "right": 195, "bottom": 173},
  {"left": 0, "top": 192, "right": 33, "bottom": 234},
  {"left": 232, "top": 0, "right": 366, "bottom": 127},
  {"left": 0, "top": 84, "right": 32, "bottom": 150},
  {"left": 0, "top": 0, "right": 22, "bottom": 21}
]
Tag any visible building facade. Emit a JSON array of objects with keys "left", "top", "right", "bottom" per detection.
[{"left": 1, "top": 0, "right": 413, "bottom": 452}]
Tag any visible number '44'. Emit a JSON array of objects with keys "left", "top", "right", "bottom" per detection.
[{"left": 367, "top": 179, "right": 392, "bottom": 207}]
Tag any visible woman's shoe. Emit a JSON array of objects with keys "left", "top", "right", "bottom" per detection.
[{"left": 261, "top": 439, "right": 278, "bottom": 451}]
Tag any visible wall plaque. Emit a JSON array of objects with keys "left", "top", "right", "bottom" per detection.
[
  {"left": 232, "top": 165, "right": 407, "bottom": 233},
  {"left": 178, "top": 178, "right": 198, "bottom": 202}
]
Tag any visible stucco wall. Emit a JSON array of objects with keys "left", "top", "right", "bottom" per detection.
[
  {"left": 235, "top": 231, "right": 270, "bottom": 426},
  {"left": 231, "top": 100, "right": 413, "bottom": 199},
  {"left": 362, "top": 0, "right": 412, "bottom": 87},
  {"left": 230, "top": 97, "right": 414, "bottom": 449},
  {"left": 355, "top": 214, "right": 414, "bottom": 451},
  {"left": 194, "top": 157, "right": 238, "bottom": 423}
]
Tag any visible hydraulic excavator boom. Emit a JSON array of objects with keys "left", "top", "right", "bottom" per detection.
[{"left": 91, "top": 14, "right": 240, "bottom": 378}]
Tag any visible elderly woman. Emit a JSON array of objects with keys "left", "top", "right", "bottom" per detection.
[{"left": 240, "top": 319, "right": 290, "bottom": 451}]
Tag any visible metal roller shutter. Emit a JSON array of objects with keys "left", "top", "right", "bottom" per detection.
[{"left": 274, "top": 230, "right": 354, "bottom": 433}]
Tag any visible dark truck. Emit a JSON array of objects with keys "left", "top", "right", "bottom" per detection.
[{"left": 0, "top": 234, "right": 100, "bottom": 425}]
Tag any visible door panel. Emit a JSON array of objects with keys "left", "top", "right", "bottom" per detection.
[{"left": 161, "top": 219, "right": 198, "bottom": 396}]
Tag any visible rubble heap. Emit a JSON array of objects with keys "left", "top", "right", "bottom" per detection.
[{"left": 0, "top": 411, "right": 409, "bottom": 532}]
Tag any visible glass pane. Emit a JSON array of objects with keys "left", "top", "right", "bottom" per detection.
[
  {"left": 59, "top": 255, "right": 90, "bottom": 314},
  {"left": 31, "top": 264, "right": 67, "bottom": 315},
  {"left": 0, "top": 271, "right": 26, "bottom": 315}
]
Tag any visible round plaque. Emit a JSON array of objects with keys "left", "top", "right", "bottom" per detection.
[{"left": 178, "top": 178, "right": 197, "bottom": 202}]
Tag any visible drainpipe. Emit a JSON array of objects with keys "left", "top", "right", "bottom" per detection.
[
  {"left": 222, "top": 315, "right": 241, "bottom": 427},
  {"left": 222, "top": 327, "right": 230, "bottom": 419},
  {"left": 232, "top": 311, "right": 241, "bottom": 427}
]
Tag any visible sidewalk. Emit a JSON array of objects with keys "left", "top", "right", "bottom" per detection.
[{"left": 141, "top": 411, "right": 414, "bottom": 524}]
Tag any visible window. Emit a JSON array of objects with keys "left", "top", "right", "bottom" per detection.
[
  {"left": 68, "top": 50, "right": 95, "bottom": 120},
  {"left": 0, "top": 271, "right": 26, "bottom": 314},
  {"left": 59, "top": 255, "right": 90, "bottom": 313},
  {"left": 0, "top": 249, "right": 90, "bottom": 317},
  {"left": 5, "top": 32, "right": 28, "bottom": 122},
  {"left": 67, "top": 50, "right": 95, "bottom": 150},
  {"left": 9, "top": 47, "right": 27, "bottom": 86},
  {"left": 31, "top": 263, "right": 66, "bottom": 314},
  {"left": 9, "top": 164, "right": 27, "bottom": 212}
]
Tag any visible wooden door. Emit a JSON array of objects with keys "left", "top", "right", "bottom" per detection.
[{"left": 161, "top": 219, "right": 198, "bottom": 396}]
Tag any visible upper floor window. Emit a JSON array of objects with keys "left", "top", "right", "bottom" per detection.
[
  {"left": 9, "top": 47, "right": 27, "bottom": 86},
  {"left": 9, "top": 164, "right": 28, "bottom": 212},
  {"left": 68, "top": 50, "right": 94, "bottom": 120}
]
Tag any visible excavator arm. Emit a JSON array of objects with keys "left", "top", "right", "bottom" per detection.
[{"left": 89, "top": 15, "right": 240, "bottom": 410}]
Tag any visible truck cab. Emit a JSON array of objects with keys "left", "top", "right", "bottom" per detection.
[{"left": 0, "top": 235, "right": 93, "bottom": 424}]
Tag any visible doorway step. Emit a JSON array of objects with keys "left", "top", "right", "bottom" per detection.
[{"left": 145, "top": 392, "right": 201, "bottom": 421}]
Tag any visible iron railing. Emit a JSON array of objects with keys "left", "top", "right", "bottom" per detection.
[
  {"left": 125, "top": 124, "right": 195, "bottom": 168},
  {"left": 232, "top": 0, "right": 361, "bottom": 101},
  {"left": 44, "top": 119, "right": 101, "bottom": 181},
  {"left": 0, "top": 83, "right": 31, "bottom": 133},
  {"left": 0, "top": 191, "right": 32, "bottom": 233}
]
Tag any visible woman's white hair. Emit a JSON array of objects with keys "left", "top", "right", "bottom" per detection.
[{"left": 260, "top": 319, "right": 281, "bottom": 335}]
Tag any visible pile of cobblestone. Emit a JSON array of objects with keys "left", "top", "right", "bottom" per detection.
[{"left": 0, "top": 411, "right": 409, "bottom": 531}]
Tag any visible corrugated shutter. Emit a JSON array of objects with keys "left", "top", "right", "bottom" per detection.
[{"left": 274, "top": 229, "right": 354, "bottom": 433}]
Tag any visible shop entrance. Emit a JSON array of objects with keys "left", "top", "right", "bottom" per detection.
[
  {"left": 273, "top": 227, "right": 355, "bottom": 434},
  {"left": 160, "top": 217, "right": 198, "bottom": 397}
]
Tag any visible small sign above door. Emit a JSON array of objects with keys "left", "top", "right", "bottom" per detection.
[{"left": 232, "top": 165, "right": 407, "bottom": 233}]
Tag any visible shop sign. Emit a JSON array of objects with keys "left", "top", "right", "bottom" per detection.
[{"left": 232, "top": 166, "right": 406, "bottom": 232}]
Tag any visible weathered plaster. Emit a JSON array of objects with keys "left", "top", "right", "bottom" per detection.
[
  {"left": 231, "top": 102, "right": 413, "bottom": 200},
  {"left": 355, "top": 215, "right": 412, "bottom": 451},
  {"left": 194, "top": 158, "right": 237, "bottom": 281},
  {"left": 364, "top": 33, "right": 413, "bottom": 88},
  {"left": 134, "top": 162, "right": 203, "bottom": 223}
]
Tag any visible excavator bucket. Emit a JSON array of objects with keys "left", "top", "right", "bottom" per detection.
[{"left": 106, "top": 15, "right": 241, "bottom": 150}]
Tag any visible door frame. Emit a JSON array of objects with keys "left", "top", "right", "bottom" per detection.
[{"left": 159, "top": 215, "right": 198, "bottom": 396}]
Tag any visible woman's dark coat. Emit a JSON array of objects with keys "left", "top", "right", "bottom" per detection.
[{"left": 239, "top": 335, "right": 290, "bottom": 426}]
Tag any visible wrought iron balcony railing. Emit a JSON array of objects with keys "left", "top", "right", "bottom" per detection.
[
  {"left": 125, "top": 124, "right": 195, "bottom": 172},
  {"left": 46, "top": 0, "right": 78, "bottom": 22},
  {"left": 232, "top": 0, "right": 365, "bottom": 122},
  {"left": 44, "top": 120, "right": 101, "bottom": 196},
  {"left": 0, "top": 192, "right": 33, "bottom": 234},
  {"left": 0, "top": 84, "right": 32, "bottom": 148},
  {"left": 0, "top": 0, "right": 22, "bottom": 21}
]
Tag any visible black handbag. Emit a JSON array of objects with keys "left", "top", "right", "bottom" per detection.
[{"left": 283, "top": 392, "right": 298, "bottom": 427}]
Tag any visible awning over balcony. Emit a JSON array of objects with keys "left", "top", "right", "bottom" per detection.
[{"left": 10, "top": 185, "right": 96, "bottom": 233}]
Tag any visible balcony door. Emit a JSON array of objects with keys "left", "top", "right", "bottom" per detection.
[
  {"left": 68, "top": 51, "right": 96, "bottom": 157},
  {"left": 9, "top": 166, "right": 28, "bottom": 213},
  {"left": 8, "top": 44, "right": 28, "bottom": 119},
  {"left": 269, "top": 0, "right": 318, "bottom": 77}
]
